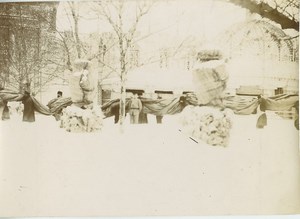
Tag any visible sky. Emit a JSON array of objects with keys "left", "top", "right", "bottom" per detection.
[
  {"left": 55, "top": 0, "right": 298, "bottom": 82},
  {"left": 56, "top": 0, "right": 248, "bottom": 47}
]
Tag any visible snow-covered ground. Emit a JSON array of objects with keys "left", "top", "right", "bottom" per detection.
[{"left": 0, "top": 112, "right": 299, "bottom": 216}]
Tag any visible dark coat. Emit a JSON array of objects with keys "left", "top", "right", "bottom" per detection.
[
  {"left": 1, "top": 101, "right": 10, "bottom": 120},
  {"left": 256, "top": 113, "right": 267, "bottom": 129},
  {"left": 22, "top": 94, "right": 35, "bottom": 122}
]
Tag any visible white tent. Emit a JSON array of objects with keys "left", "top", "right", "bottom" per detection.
[{"left": 101, "top": 65, "right": 196, "bottom": 94}]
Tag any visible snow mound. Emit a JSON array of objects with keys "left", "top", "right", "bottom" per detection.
[{"left": 179, "top": 106, "right": 233, "bottom": 147}]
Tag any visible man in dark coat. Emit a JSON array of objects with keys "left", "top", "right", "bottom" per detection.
[
  {"left": 22, "top": 91, "right": 35, "bottom": 122},
  {"left": 138, "top": 94, "right": 148, "bottom": 124},
  {"left": 2, "top": 101, "right": 10, "bottom": 120},
  {"left": 47, "top": 91, "right": 63, "bottom": 121},
  {"left": 294, "top": 100, "right": 299, "bottom": 130},
  {"left": 156, "top": 94, "right": 163, "bottom": 124}
]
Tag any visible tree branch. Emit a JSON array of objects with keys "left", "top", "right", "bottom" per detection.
[{"left": 227, "top": 0, "right": 299, "bottom": 31}]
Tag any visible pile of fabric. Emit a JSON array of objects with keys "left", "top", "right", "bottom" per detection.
[
  {"left": 197, "top": 49, "right": 223, "bottom": 62},
  {"left": 60, "top": 105, "right": 103, "bottom": 132},
  {"left": 47, "top": 97, "right": 73, "bottom": 114},
  {"left": 192, "top": 49, "right": 228, "bottom": 106},
  {"left": 69, "top": 59, "right": 96, "bottom": 108},
  {"left": 223, "top": 95, "right": 259, "bottom": 115},
  {"left": 257, "top": 94, "right": 299, "bottom": 129},
  {"left": 0, "top": 89, "right": 24, "bottom": 102},
  {"left": 101, "top": 93, "right": 199, "bottom": 119},
  {"left": 59, "top": 59, "right": 104, "bottom": 132},
  {"left": 260, "top": 94, "right": 298, "bottom": 112},
  {"left": 179, "top": 106, "right": 233, "bottom": 147}
]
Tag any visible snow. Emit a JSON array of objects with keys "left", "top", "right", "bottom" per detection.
[{"left": 0, "top": 112, "right": 299, "bottom": 216}]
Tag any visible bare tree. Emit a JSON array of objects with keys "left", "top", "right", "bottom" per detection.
[
  {"left": 1, "top": 3, "right": 65, "bottom": 96},
  {"left": 67, "top": 1, "right": 83, "bottom": 58},
  {"left": 92, "top": 0, "right": 153, "bottom": 131},
  {"left": 38, "top": 1, "right": 88, "bottom": 69}
]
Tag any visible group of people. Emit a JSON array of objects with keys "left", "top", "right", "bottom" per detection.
[
  {"left": 0, "top": 91, "right": 33, "bottom": 122},
  {"left": 0, "top": 88, "right": 64, "bottom": 123}
]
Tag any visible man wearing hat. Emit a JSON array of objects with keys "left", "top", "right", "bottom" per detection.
[
  {"left": 57, "top": 91, "right": 63, "bottom": 98},
  {"left": 47, "top": 91, "right": 63, "bottom": 121}
]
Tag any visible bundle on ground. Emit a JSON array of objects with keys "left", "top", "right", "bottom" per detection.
[
  {"left": 179, "top": 106, "right": 233, "bottom": 147},
  {"left": 60, "top": 105, "right": 103, "bottom": 132},
  {"left": 191, "top": 49, "right": 228, "bottom": 107}
]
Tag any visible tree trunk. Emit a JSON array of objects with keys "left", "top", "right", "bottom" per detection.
[
  {"left": 69, "top": 2, "right": 81, "bottom": 58},
  {"left": 119, "top": 53, "right": 126, "bottom": 133},
  {"left": 97, "top": 81, "right": 102, "bottom": 105},
  {"left": 74, "top": 16, "right": 81, "bottom": 58}
]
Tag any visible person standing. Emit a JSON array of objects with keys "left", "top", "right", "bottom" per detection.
[
  {"left": 57, "top": 91, "right": 62, "bottom": 98},
  {"left": 21, "top": 91, "right": 35, "bottom": 122},
  {"left": 156, "top": 94, "right": 163, "bottom": 124},
  {"left": 129, "top": 93, "right": 142, "bottom": 124},
  {"left": 54, "top": 91, "right": 63, "bottom": 121},
  {"left": 47, "top": 91, "right": 63, "bottom": 121},
  {"left": 138, "top": 93, "right": 148, "bottom": 124},
  {"left": 294, "top": 100, "right": 299, "bottom": 130},
  {"left": 1, "top": 101, "right": 10, "bottom": 120},
  {"left": 47, "top": 91, "right": 63, "bottom": 105},
  {"left": 112, "top": 101, "right": 120, "bottom": 124},
  {"left": 0, "top": 87, "right": 7, "bottom": 120}
]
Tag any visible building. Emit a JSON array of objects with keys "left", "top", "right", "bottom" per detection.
[
  {"left": 0, "top": 2, "right": 60, "bottom": 98},
  {"left": 217, "top": 19, "right": 298, "bottom": 96}
]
